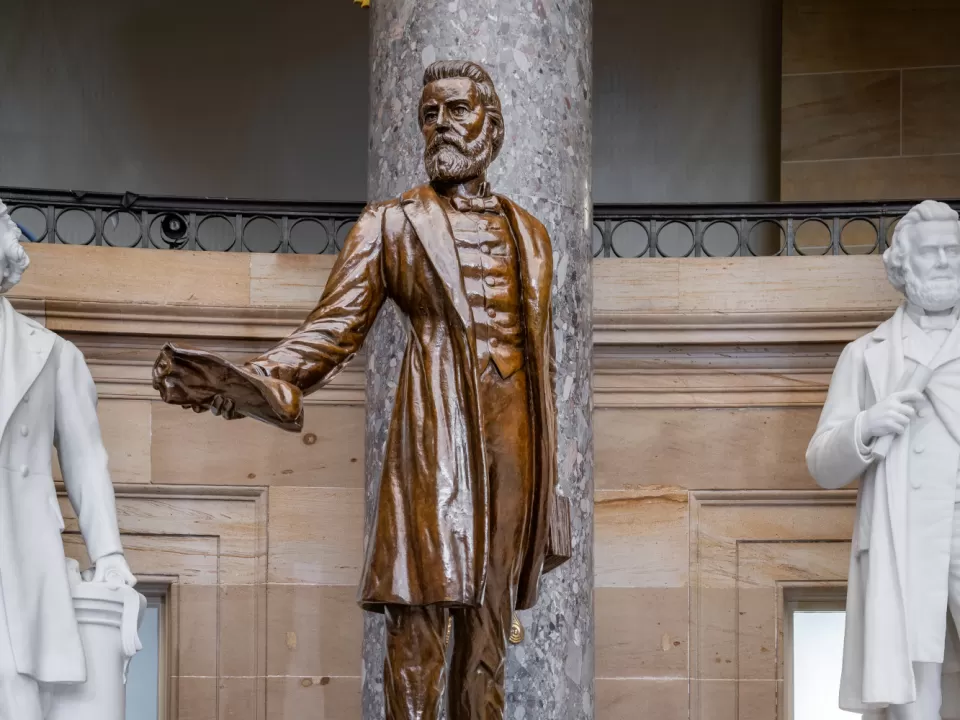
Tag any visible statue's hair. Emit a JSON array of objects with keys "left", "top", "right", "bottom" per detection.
[
  {"left": 0, "top": 201, "right": 29, "bottom": 294},
  {"left": 420, "top": 60, "right": 504, "bottom": 158},
  {"left": 883, "top": 200, "right": 960, "bottom": 292}
]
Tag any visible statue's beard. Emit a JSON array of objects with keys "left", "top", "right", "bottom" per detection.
[
  {"left": 424, "top": 120, "right": 496, "bottom": 184},
  {"left": 904, "top": 265, "right": 960, "bottom": 312}
]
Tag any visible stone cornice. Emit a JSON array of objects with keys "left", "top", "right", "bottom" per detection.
[
  {"left": 10, "top": 297, "right": 887, "bottom": 409},
  {"left": 593, "top": 309, "right": 888, "bottom": 347},
  {"left": 18, "top": 298, "right": 886, "bottom": 347}
]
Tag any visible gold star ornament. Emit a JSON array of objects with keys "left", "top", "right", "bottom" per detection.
[{"left": 354, "top": 0, "right": 370, "bottom": 6}]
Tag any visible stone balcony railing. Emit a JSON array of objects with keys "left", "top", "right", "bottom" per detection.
[{"left": 3, "top": 186, "right": 955, "bottom": 258}]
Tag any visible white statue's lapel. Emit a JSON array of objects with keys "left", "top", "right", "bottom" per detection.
[
  {"left": 864, "top": 305, "right": 905, "bottom": 401},
  {"left": 931, "top": 315, "right": 960, "bottom": 371},
  {"left": 0, "top": 297, "right": 55, "bottom": 442},
  {"left": 901, "top": 314, "right": 939, "bottom": 368}
]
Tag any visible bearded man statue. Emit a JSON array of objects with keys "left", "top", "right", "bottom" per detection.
[
  {"left": 153, "top": 60, "right": 567, "bottom": 719},
  {"left": 808, "top": 200, "right": 960, "bottom": 719},
  {"left": 0, "top": 202, "right": 136, "bottom": 719}
]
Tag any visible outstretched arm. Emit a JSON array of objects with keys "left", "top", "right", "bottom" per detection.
[{"left": 244, "top": 204, "right": 387, "bottom": 393}]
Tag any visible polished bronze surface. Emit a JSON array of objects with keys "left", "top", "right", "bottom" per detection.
[
  {"left": 153, "top": 343, "right": 303, "bottom": 430},
  {"left": 152, "top": 59, "right": 567, "bottom": 718}
]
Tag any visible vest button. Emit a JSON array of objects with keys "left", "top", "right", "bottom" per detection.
[
  {"left": 487, "top": 308, "right": 496, "bottom": 318},
  {"left": 20, "top": 465, "right": 28, "bottom": 477},
  {"left": 914, "top": 444, "right": 925, "bottom": 454},
  {"left": 482, "top": 245, "right": 492, "bottom": 255},
  {"left": 490, "top": 338, "right": 498, "bottom": 347},
  {"left": 485, "top": 277, "right": 496, "bottom": 287},
  {"left": 20, "top": 426, "right": 28, "bottom": 437}
]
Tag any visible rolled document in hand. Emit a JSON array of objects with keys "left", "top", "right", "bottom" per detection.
[{"left": 873, "top": 363, "right": 934, "bottom": 458}]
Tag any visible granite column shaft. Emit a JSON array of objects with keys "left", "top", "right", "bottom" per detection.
[{"left": 362, "top": 2, "right": 594, "bottom": 717}]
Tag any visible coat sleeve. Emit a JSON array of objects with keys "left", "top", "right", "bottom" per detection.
[
  {"left": 245, "top": 204, "right": 387, "bottom": 395},
  {"left": 54, "top": 340, "right": 124, "bottom": 563},
  {"left": 806, "top": 340, "right": 876, "bottom": 489}
]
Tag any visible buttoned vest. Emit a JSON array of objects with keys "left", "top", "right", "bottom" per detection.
[{"left": 445, "top": 205, "right": 525, "bottom": 378}]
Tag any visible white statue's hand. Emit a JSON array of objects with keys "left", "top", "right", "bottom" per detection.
[
  {"left": 93, "top": 553, "right": 137, "bottom": 587},
  {"left": 859, "top": 390, "right": 924, "bottom": 444}
]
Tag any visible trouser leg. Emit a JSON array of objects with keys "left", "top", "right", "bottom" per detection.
[
  {"left": 447, "top": 567, "right": 513, "bottom": 720},
  {"left": 0, "top": 585, "right": 43, "bottom": 720},
  {"left": 448, "top": 366, "right": 532, "bottom": 720},
  {"left": 383, "top": 604, "right": 449, "bottom": 720}
]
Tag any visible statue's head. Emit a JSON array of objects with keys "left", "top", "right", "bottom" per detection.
[
  {"left": 884, "top": 200, "right": 960, "bottom": 312},
  {"left": 0, "top": 201, "right": 29, "bottom": 294},
  {"left": 419, "top": 60, "right": 505, "bottom": 185}
]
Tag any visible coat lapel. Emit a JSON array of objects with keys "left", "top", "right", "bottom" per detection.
[
  {"left": 902, "top": 314, "right": 939, "bottom": 368},
  {"left": 864, "top": 305, "right": 905, "bottom": 401},
  {"left": 0, "top": 297, "right": 55, "bottom": 442},
  {"left": 400, "top": 185, "right": 472, "bottom": 329},
  {"left": 931, "top": 316, "right": 960, "bottom": 371}
]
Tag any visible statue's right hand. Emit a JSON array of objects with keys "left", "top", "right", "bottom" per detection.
[
  {"left": 152, "top": 344, "right": 234, "bottom": 415},
  {"left": 151, "top": 343, "right": 267, "bottom": 424},
  {"left": 859, "top": 390, "right": 924, "bottom": 444},
  {"left": 181, "top": 395, "right": 240, "bottom": 419},
  {"left": 210, "top": 395, "right": 240, "bottom": 420}
]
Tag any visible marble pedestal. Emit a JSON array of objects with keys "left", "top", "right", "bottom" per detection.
[
  {"left": 45, "top": 561, "right": 146, "bottom": 720},
  {"left": 362, "top": 1, "right": 594, "bottom": 717}
]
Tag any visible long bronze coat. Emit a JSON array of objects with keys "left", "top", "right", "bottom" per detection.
[{"left": 247, "top": 184, "right": 557, "bottom": 612}]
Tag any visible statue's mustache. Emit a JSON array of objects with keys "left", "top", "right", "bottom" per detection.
[{"left": 427, "top": 133, "right": 468, "bottom": 154}]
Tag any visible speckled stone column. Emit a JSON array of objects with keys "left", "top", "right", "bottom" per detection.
[{"left": 361, "top": 2, "right": 593, "bottom": 718}]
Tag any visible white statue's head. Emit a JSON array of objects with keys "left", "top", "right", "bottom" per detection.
[
  {"left": 883, "top": 200, "right": 960, "bottom": 312},
  {"left": 0, "top": 201, "right": 29, "bottom": 294}
]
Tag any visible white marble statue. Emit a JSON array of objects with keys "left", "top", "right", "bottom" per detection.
[
  {"left": 0, "top": 202, "right": 137, "bottom": 719},
  {"left": 807, "top": 200, "right": 960, "bottom": 720}
]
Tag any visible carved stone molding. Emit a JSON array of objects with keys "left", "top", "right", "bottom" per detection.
[
  {"left": 594, "top": 309, "right": 888, "bottom": 348},
  {"left": 688, "top": 489, "right": 857, "bottom": 720},
  {"left": 13, "top": 298, "right": 887, "bottom": 410}
]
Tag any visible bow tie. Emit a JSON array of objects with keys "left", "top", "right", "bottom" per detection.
[
  {"left": 450, "top": 195, "right": 501, "bottom": 214},
  {"left": 919, "top": 314, "right": 957, "bottom": 331}
]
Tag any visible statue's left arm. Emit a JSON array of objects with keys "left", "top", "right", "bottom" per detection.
[{"left": 54, "top": 340, "right": 127, "bottom": 571}]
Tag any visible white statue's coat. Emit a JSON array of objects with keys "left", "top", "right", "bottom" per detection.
[
  {"left": 808, "top": 305, "right": 960, "bottom": 716},
  {"left": 0, "top": 296, "right": 123, "bottom": 683}
]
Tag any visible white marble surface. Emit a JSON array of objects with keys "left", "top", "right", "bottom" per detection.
[
  {"left": 0, "top": 201, "right": 138, "bottom": 719},
  {"left": 45, "top": 561, "right": 146, "bottom": 720},
  {"left": 807, "top": 200, "right": 960, "bottom": 717}
]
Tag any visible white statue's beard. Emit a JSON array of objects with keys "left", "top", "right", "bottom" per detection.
[{"left": 904, "top": 268, "right": 960, "bottom": 312}]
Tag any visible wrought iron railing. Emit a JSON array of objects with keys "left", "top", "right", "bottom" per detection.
[
  {"left": 591, "top": 200, "right": 958, "bottom": 258},
  {"left": 3, "top": 187, "right": 953, "bottom": 258},
  {"left": 1, "top": 187, "right": 364, "bottom": 255}
]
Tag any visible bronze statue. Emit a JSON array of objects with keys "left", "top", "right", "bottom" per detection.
[{"left": 153, "top": 60, "right": 569, "bottom": 719}]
